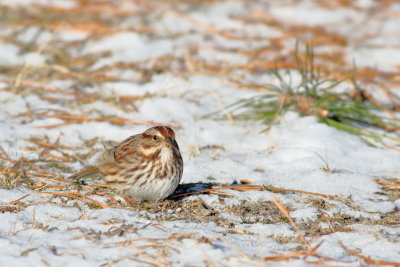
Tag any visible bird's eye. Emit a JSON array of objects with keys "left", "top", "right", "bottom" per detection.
[{"left": 152, "top": 135, "right": 158, "bottom": 141}]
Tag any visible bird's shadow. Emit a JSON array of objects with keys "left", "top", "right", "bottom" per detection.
[{"left": 168, "top": 182, "right": 217, "bottom": 201}]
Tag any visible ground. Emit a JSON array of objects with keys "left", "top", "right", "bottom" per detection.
[{"left": 0, "top": 0, "right": 399, "bottom": 266}]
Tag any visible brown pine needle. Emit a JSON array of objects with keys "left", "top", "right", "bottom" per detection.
[
  {"left": 40, "top": 153, "right": 70, "bottom": 162},
  {"left": 33, "top": 176, "right": 70, "bottom": 184},
  {"left": 271, "top": 194, "right": 311, "bottom": 249},
  {"left": 339, "top": 241, "right": 400, "bottom": 266},
  {"left": 36, "top": 191, "right": 111, "bottom": 208},
  {"left": 33, "top": 113, "right": 162, "bottom": 128},
  {"left": 123, "top": 244, "right": 168, "bottom": 249},
  {"left": 80, "top": 187, "right": 100, "bottom": 195},
  {"left": 110, "top": 238, "right": 166, "bottom": 246},
  {"left": 178, "top": 13, "right": 238, "bottom": 40},
  {"left": 157, "top": 254, "right": 173, "bottom": 267},
  {"left": 35, "top": 122, "right": 77, "bottom": 129},
  {"left": 86, "top": 183, "right": 109, "bottom": 187},
  {"left": 80, "top": 187, "right": 114, "bottom": 199},
  {"left": 0, "top": 170, "right": 20, "bottom": 176},
  {"left": 374, "top": 180, "right": 400, "bottom": 186},
  {"left": 0, "top": 168, "right": 69, "bottom": 184},
  {"left": 36, "top": 191, "right": 91, "bottom": 203},
  {"left": 304, "top": 241, "right": 324, "bottom": 259},
  {"left": 265, "top": 187, "right": 335, "bottom": 199},
  {"left": 68, "top": 191, "right": 112, "bottom": 209},
  {"left": 170, "top": 184, "right": 335, "bottom": 199},
  {"left": 263, "top": 251, "right": 312, "bottom": 261},
  {"left": 263, "top": 241, "right": 349, "bottom": 264},
  {"left": 362, "top": 91, "right": 398, "bottom": 121},
  {"left": 2, "top": 194, "right": 30, "bottom": 205},
  {"left": 0, "top": 145, "right": 12, "bottom": 162},
  {"left": 26, "top": 139, "right": 78, "bottom": 150},
  {"left": 19, "top": 82, "right": 74, "bottom": 95},
  {"left": 383, "top": 144, "right": 400, "bottom": 152},
  {"left": 40, "top": 185, "right": 65, "bottom": 190}
]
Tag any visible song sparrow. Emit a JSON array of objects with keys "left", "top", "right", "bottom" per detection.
[{"left": 70, "top": 126, "right": 183, "bottom": 201}]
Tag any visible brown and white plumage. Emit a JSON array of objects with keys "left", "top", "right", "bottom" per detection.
[{"left": 70, "top": 126, "right": 183, "bottom": 201}]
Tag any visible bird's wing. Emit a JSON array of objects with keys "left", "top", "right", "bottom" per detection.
[{"left": 113, "top": 135, "right": 138, "bottom": 164}]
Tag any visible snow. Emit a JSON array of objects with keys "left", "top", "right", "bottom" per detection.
[
  {"left": 347, "top": 47, "right": 400, "bottom": 72},
  {"left": 0, "top": 0, "right": 76, "bottom": 8},
  {"left": 270, "top": 5, "right": 359, "bottom": 26},
  {"left": 0, "top": 43, "right": 20, "bottom": 65},
  {"left": 0, "top": 0, "right": 399, "bottom": 266},
  {"left": 82, "top": 33, "right": 174, "bottom": 70}
]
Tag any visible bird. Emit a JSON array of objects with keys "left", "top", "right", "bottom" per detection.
[{"left": 69, "top": 126, "right": 183, "bottom": 202}]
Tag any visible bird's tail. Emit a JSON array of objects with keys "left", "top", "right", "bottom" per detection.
[{"left": 69, "top": 166, "right": 100, "bottom": 180}]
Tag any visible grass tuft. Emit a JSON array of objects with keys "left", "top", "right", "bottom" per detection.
[
  {"left": 217, "top": 43, "right": 400, "bottom": 146},
  {"left": 0, "top": 168, "right": 32, "bottom": 190}
]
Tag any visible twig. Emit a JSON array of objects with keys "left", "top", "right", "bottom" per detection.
[{"left": 271, "top": 194, "right": 311, "bottom": 249}]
